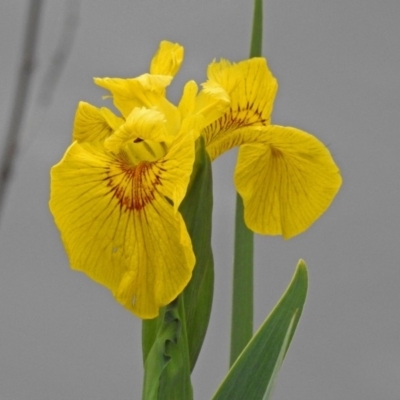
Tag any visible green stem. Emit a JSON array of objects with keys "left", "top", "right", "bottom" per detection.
[
  {"left": 229, "top": 0, "right": 263, "bottom": 367},
  {"left": 230, "top": 194, "right": 254, "bottom": 366},
  {"left": 250, "top": 0, "right": 263, "bottom": 58},
  {"left": 142, "top": 317, "right": 159, "bottom": 365},
  {"left": 141, "top": 296, "right": 193, "bottom": 400}
]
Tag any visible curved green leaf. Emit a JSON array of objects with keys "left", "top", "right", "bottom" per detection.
[
  {"left": 180, "top": 137, "right": 214, "bottom": 371},
  {"left": 212, "top": 260, "right": 308, "bottom": 400}
]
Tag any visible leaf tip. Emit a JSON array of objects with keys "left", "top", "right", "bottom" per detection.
[
  {"left": 297, "top": 259, "right": 308, "bottom": 272},
  {"left": 295, "top": 259, "right": 309, "bottom": 290}
]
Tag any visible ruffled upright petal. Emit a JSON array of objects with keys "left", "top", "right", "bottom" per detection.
[
  {"left": 178, "top": 80, "right": 230, "bottom": 138},
  {"left": 104, "top": 108, "right": 169, "bottom": 153},
  {"left": 94, "top": 75, "right": 171, "bottom": 115},
  {"left": 234, "top": 125, "right": 342, "bottom": 238},
  {"left": 150, "top": 40, "right": 184, "bottom": 77}
]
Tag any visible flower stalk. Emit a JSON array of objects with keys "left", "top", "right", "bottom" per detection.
[{"left": 229, "top": 0, "right": 263, "bottom": 366}]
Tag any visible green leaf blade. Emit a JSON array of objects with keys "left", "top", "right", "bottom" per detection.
[
  {"left": 212, "top": 260, "right": 308, "bottom": 400},
  {"left": 180, "top": 137, "right": 215, "bottom": 371},
  {"left": 262, "top": 311, "right": 298, "bottom": 400}
]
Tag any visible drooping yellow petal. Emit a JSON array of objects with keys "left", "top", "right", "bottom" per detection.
[
  {"left": 234, "top": 125, "right": 342, "bottom": 238},
  {"left": 150, "top": 40, "right": 184, "bottom": 77},
  {"left": 202, "top": 58, "right": 278, "bottom": 159},
  {"left": 49, "top": 131, "right": 196, "bottom": 318},
  {"left": 116, "top": 199, "right": 194, "bottom": 318}
]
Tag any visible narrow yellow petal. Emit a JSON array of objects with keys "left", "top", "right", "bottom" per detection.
[
  {"left": 178, "top": 80, "right": 198, "bottom": 119},
  {"left": 72, "top": 101, "right": 119, "bottom": 143},
  {"left": 178, "top": 80, "right": 230, "bottom": 139},
  {"left": 150, "top": 40, "right": 184, "bottom": 77},
  {"left": 202, "top": 58, "right": 278, "bottom": 159},
  {"left": 193, "top": 80, "right": 230, "bottom": 129},
  {"left": 234, "top": 125, "right": 342, "bottom": 238}
]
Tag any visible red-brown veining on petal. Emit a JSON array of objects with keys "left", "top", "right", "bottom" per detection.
[
  {"left": 202, "top": 102, "right": 268, "bottom": 147},
  {"left": 105, "top": 159, "right": 163, "bottom": 212}
]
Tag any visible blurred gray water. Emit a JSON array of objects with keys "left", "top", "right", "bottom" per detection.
[{"left": 1, "top": 1, "right": 399, "bottom": 399}]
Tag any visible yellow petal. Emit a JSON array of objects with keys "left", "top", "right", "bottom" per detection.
[
  {"left": 100, "top": 107, "right": 125, "bottom": 131},
  {"left": 234, "top": 125, "right": 342, "bottom": 238},
  {"left": 178, "top": 80, "right": 198, "bottom": 119},
  {"left": 150, "top": 40, "right": 184, "bottom": 77},
  {"left": 115, "top": 200, "right": 194, "bottom": 318},
  {"left": 72, "top": 101, "right": 122, "bottom": 143},
  {"left": 49, "top": 135, "right": 195, "bottom": 318},
  {"left": 95, "top": 75, "right": 180, "bottom": 134},
  {"left": 205, "top": 122, "right": 266, "bottom": 161},
  {"left": 94, "top": 75, "right": 172, "bottom": 118},
  {"left": 202, "top": 58, "right": 278, "bottom": 159},
  {"left": 178, "top": 80, "right": 230, "bottom": 140},
  {"left": 104, "top": 107, "right": 169, "bottom": 153},
  {"left": 193, "top": 80, "right": 230, "bottom": 129},
  {"left": 157, "top": 126, "right": 196, "bottom": 209}
]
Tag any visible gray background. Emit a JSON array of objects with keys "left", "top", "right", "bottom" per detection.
[{"left": 1, "top": 0, "right": 399, "bottom": 399}]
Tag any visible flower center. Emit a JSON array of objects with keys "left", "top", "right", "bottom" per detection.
[{"left": 105, "top": 156, "right": 163, "bottom": 212}]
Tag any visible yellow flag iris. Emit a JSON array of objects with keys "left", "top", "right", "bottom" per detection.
[
  {"left": 201, "top": 58, "right": 342, "bottom": 238},
  {"left": 49, "top": 41, "right": 227, "bottom": 319}
]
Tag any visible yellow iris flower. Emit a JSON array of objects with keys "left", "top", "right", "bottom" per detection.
[
  {"left": 49, "top": 41, "right": 228, "bottom": 319},
  {"left": 201, "top": 58, "right": 342, "bottom": 238}
]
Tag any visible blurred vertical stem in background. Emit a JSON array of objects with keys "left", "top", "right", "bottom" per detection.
[
  {"left": 229, "top": 0, "right": 263, "bottom": 366},
  {"left": 0, "top": 0, "right": 43, "bottom": 221}
]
